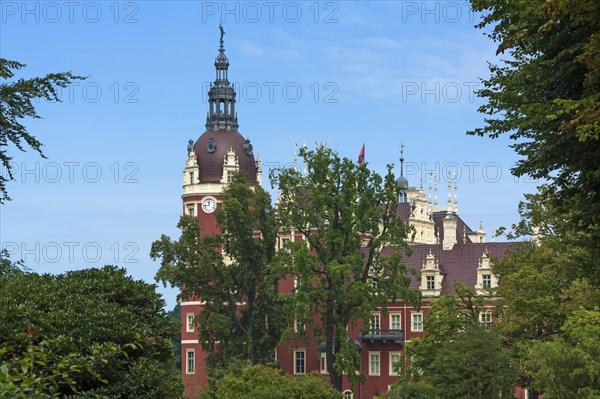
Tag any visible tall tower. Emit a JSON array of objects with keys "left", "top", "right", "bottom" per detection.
[{"left": 180, "top": 27, "right": 261, "bottom": 397}]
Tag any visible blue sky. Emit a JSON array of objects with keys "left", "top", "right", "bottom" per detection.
[{"left": 1, "top": 1, "right": 537, "bottom": 309}]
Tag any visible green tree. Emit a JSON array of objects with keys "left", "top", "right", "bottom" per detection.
[
  {"left": 492, "top": 234, "right": 600, "bottom": 396},
  {"left": 0, "top": 248, "right": 27, "bottom": 277},
  {"left": 151, "top": 174, "right": 286, "bottom": 370},
  {"left": 167, "top": 300, "right": 182, "bottom": 370},
  {"left": 214, "top": 364, "right": 339, "bottom": 399},
  {"left": 0, "top": 58, "right": 85, "bottom": 203},
  {"left": 468, "top": 0, "right": 600, "bottom": 246},
  {"left": 426, "top": 326, "right": 514, "bottom": 399},
  {"left": 489, "top": 191, "right": 600, "bottom": 395},
  {"left": 404, "top": 283, "right": 484, "bottom": 377},
  {"left": 0, "top": 266, "right": 183, "bottom": 398},
  {"left": 387, "top": 287, "right": 515, "bottom": 399},
  {"left": 270, "top": 145, "right": 420, "bottom": 391},
  {"left": 524, "top": 307, "right": 600, "bottom": 398}
]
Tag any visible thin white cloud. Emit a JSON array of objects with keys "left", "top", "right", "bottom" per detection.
[{"left": 237, "top": 41, "right": 266, "bottom": 57}]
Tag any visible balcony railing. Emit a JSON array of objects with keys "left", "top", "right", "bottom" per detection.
[{"left": 359, "top": 329, "right": 405, "bottom": 344}]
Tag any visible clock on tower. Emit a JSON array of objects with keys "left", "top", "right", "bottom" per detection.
[{"left": 201, "top": 197, "right": 217, "bottom": 213}]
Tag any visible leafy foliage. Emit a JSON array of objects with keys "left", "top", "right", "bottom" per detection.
[
  {"left": 151, "top": 174, "right": 286, "bottom": 370},
  {"left": 524, "top": 307, "right": 600, "bottom": 398},
  {"left": 404, "top": 283, "right": 485, "bottom": 376},
  {"left": 0, "top": 266, "right": 182, "bottom": 398},
  {"left": 0, "top": 58, "right": 86, "bottom": 203},
  {"left": 469, "top": 2, "right": 600, "bottom": 395},
  {"left": 270, "top": 145, "right": 420, "bottom": 390},
  {"left": 387, "top": 286, "right": 515, "bottom": 399},
  {"left": 167, "top": 300, "right": 182, "bottom": 370},
  {"left": 468, "top": 0, "right": 600, "bottom": 244},
  {"left": 214, "top": 364, "right": 340, "bottom": 399}
]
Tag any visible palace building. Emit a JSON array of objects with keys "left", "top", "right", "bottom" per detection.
[{"left": 179, "top": 32, "right": 522, "bottom": 399}]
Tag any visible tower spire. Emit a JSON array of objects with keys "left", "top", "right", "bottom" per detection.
[
  {"left": 400, "top": 141, "right": 405, "bottom": 178},
  {"left": 206, "top": 24, "right": 239, "bottom": 131},
  {"left": 453, "top": 174, "right": 458, "bottom": 214},
  {"left": 396, "top": 141, "right": 409, "bottom": 203},
  {"left": 447, "top": 170, "right": 452, "bottom": 212}
]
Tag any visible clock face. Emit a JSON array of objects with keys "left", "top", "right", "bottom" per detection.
[{"left": 202, "top": 198, "right": 217, "bottom": 213}]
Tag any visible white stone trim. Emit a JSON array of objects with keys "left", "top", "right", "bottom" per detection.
[
  {"left": 181, "top": 301, "right": 206, "bottom": 306},
  {"left": 411, "top": 312, "right": 423, "bottom": 332},
  {"left": 368, "top": 351, "right": 381, "bottom": 376},
  {"left": 389, "top": 312, "right": 402, "bottom": 330},
  {"left": 389, "top": 351, "right": 401, "bottom": 376},
  {"left": 293, "top": 349, "right": 306, "bottom": 375},
  {"left": 186, "top": 313, "right": 195, "bottom": 332},
  {"left": 185, "top": 349, "right": 195, "bottom": 374}
]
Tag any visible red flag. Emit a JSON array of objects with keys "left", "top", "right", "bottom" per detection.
[{"left": 357, "top": 144, "right": 365, "bottom": 165}]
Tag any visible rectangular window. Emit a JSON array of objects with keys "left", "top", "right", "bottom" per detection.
[
  {"left": 320, "top": 353, "right": 328, "bottom": 374},
  {"left": 186, "top": 350, "right": 195, "bottom": 374},
  {"left": 412, "top": 313, "right": 423, "bottom": 332},
  {"left": 389, "top": 352, "right": 401, "bottom": 376},
  {"left": 189, "top": 171, "right": 194, "bottom": 185},
  {"left": 480, "top": 311, "right": 492, "bottom": 325},
  {"left": 294, "top": 350, "right": 306, "bottom": 374},
  {"left": 281, "top": 237, "right": 291, "bottom": 252},
  {"left": 188, "top": 207, "right": 195, "bottom": 216},
  {"left": 426, "top": 275, "right": 435, "bottom": 290},
  {"left": 227, "top": 171, "right": 234, "bottom": 183},
  {"left": 390, "top": 313, "right": 401, "bottom": 330},
  {"left": 482, "top": 274, "right": 492, "bottom": 289},
  {"left": 294, "top": 320, "right": 305, "bottom": 333},
  {"left": 186, "top": 314, "right": 194, "bottom": 332},
  {"left": 370, "top": 314, "right": 380, "bottom": 335},
  {"left": 369, "top": 352, "right": 380, "bottom": 376}
]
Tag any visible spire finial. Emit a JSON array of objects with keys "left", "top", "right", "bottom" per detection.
[
  {"left": 453, "top": 171, "right": 458, "bottom": 214},
  {"left": 206, "top": 25, "right": 237, "bottom": 131},
  {"left": 447, "top": 170, "right": 452, "bottom": 212},
  {"left": 293, "top": 141, "right": 298, "bottom": 171},
  {"left": 428, "top": 171, "right": 433, "bottom": 215},
  {"left": 219, "top": 24, "right": 225, "bottom": 45},
  {"left": 396, "top": 141, "right": 409, "bottom": 202},
  {"left": 400, "top": 141, "right": 405, "bottom": 161},
  {"left": 399, "top": 141, "right": 405, "bottom": 176},
  {"left": 433, "top": 173, "right": 438, "bottom": 211}
]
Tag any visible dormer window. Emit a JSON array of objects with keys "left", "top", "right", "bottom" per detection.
[
  {"left": 420, "top": 250, "right": 443, "bottom": 297},
  {"left": 475, "top": 252, "right": 498, "bottom": 295},
  {"left": 227, "top": 171, "right": 234, "bottom": 183},
  {"left": 426, "top": 275, "right": 435, "bottom": 290},
  {"left": 482, "top": 274, "right": 491, "bottom": 289}
]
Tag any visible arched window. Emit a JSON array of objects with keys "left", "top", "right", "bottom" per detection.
[{"left": 343, "top": 390, "right": 353, "bottom": 399}]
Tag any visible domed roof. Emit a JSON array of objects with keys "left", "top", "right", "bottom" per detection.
[
  {"left": 193, "top": 129, "right": 257, "bottom": 184},
  {"left": 396, "top": 175, "right": 409, "bottom": 188}
]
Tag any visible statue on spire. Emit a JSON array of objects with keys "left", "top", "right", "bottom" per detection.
[{"left": 219, "top": 24, "right": 225, "bottom": 41}]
